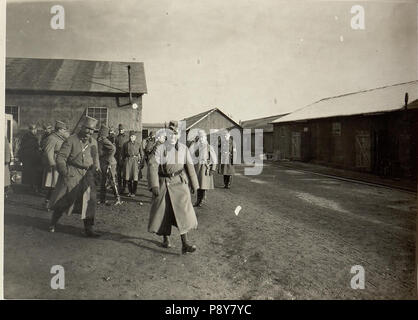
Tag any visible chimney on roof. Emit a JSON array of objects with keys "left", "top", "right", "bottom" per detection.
[{"left": 404, "top": 92, "right": 409, "bottom": 110}]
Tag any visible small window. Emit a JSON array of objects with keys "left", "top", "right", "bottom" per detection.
[
  {"left": 332, "top": 122, "right": 341, "bottom": 136},
  {"left": 86, "top": 107, "right": 108, "bottom": 128},
  {"left": 5, "top": 105, "right": 19, "bottom": 124}
]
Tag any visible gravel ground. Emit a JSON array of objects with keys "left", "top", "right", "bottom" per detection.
[{"left": 4, "top": 162, "right": 416, "bottom": 299}]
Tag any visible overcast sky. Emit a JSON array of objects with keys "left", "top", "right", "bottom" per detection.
[{"left": 5, "top": 0, "right": 418, "bottom": 123}]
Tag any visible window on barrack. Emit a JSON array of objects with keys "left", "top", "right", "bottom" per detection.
[{"left": 86, "top": 107, "right": 108, "bottom": 128}]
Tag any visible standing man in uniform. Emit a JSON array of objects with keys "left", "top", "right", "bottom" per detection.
[
  {"left": 18, "top": 123, "right": 42, "bottom": 194},
  {"left": 115, "top": 124, "right": 129, "bottom": 194},
  {"left": 148, "top": 121, "right": 199, "bottom": 254},
  {"left": 41, "top": 120, "right": 68, "bottom": 210},
  {"left": 218, "top": 130, "right": 237, "bottom": 189},
  {"left": 189, "top": 130, "right": 217, "bottom": 207},
  {"left": 122, "top": 131, "right": 144, "bottom": 199},
  {"left": 108, "top": 126, "right": 116, "bottom": 144},
  {"left": 49, "top": 116, "right": 101, "bottom": 237},
  {"left": 97, "top": 125, "right": 122, "bottom": 206}
]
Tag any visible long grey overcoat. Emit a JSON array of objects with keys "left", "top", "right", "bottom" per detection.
[
  {"left": 189, "top": 141, "right": 217, "bottom": 190},
  {"left": 218, "top": 138, "right": 237, "bottom": 175},
  {"left": 148, "top": 142, "right": 199, "bottom": 235},
  {"left": 42, "top": 131, "right": 67, "bottom": 188},
  {"left": 50, "top": 134, "right": 100, "bottom": 219}
]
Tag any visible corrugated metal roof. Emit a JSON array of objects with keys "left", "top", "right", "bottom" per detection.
[
  {"left": 273, "top": 81, "right": 418, "bottom": 123},
  {"left": 241, "top": 114, "right": 288, "bottom": 132},
  {"left": 6, "top": 57, "right": 147, "bottom": 94},
  {"left": 182, "top": 107, "right": 242, "bottom": 130}
]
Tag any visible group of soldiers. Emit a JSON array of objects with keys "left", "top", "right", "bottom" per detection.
[{"left": 7, "top": 115, "right": 238, "bottom": 254}]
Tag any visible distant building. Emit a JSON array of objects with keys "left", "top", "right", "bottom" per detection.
[
  {"left": 272, "top": 81, "right": 418, "bottom": 180},
  {"left": 241, "top": 114, "right": 288, "bottom": 159},
  {"left": 142, "top": 123, "right": 164, "bottom": 140},
  {"left": 6, "top": 57, "right": 147, "bottom": 137},
  {"left": 181, "top": 107, "right": 242, "bottom": 144}
]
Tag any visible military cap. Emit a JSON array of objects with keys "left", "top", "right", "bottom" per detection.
[
  {"left": 168, "top": 120, "right": 178, "bottom": 134},
  {"left": 99, "top": 125, "right": 110, "bottom": 137},
  {"left": 81, "top": 115, "right": 98, "bottom": 130},
  {"left": 55, "top": 120, "right": 67, "bottom": 130}
]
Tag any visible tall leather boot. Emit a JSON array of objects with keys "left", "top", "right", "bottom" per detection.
[
  {"left": 83, "top": 218, "right": 100, "bottom": 238},
  {"left": 132, "top": 181, "right": 138, "bottom": 195},
  {"left": 127, "top": 181, "right": 133, "bottom": 196},
  {"left": 227, "top": 175, "right": 232, "bottom": 189},
  {"left": 162, "top": 235, "right": 171, "bottom": 248},
  {"left": 223, "top": 175, "right": 228, "bottom": 188},
  {"left": 201, "top": 189, "right": 207, "bottom": 204},
  {"left": 120, "top": 179, "right": 127, "bottom": 195},
  {"left": 194, "top": 189, "right": 203, "bottom": 207},
  {"left": 49, "top": 209, "right": 64, "bottom": 232},
  {"left": 181, "top": 233, "right": 196, "bottom": 254}
]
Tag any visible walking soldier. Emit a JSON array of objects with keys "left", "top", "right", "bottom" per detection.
[
  {"left": 115, "top": 124, "right": 129, "bottom": 194},
  {"left": 218, "top": 131, "right": 237, "bottom": 189},
  {"left": 189, "top": 130, "right": 217, "bottom": 207},
  {"left": 122, "top": 131, "right": 144, "bottom": 198},
  {"left": 41, "top": 120, "right": 68, "bottom": 209},
  {"left": 49, "top": 116, "right": 101, "bottom": 237},
  {"left": 148, "top": 121, "right": 199, "bottom": 254},
  {"left": 97, "top": 125, "right": 123, "bottom": 206}
]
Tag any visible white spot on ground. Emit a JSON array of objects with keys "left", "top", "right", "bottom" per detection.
[{"left": 235, "top": 206, "right": 242, "bottom": 216}]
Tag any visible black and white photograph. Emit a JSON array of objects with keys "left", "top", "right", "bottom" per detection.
[{"left": 1, "top": 0, "right": 417, "bottom": 303}]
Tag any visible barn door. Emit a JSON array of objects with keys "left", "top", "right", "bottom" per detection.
[
  {"left": 355, "top": 130, "right": 371, "bottom": 170},
  {"left": 291, "top": 132, "right": 301, "bottom": 160}
]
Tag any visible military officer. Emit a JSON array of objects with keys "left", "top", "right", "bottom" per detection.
[
  {"left": 49, "top": 116, "right": 101, "bottom": 237},
  {"left": 108, "top": 126, "right": 116, "bottom": 144},
  {"left": 148, "top": 121, "right": 199, "bottom": 254},
  {"left": 189, "top": 130, "right": 217, "bottom": 207},
  {"left": 97, "top": 125, "right": 122, "bottom": 206},
  {"left": 218, "top": 130, "right": 237, "bottom": 189},
  {"left": 41, "top": 120, "right": 68, "bottom": 209},
  {"left": 122, "top": 131, "right": 144, "bottom": 199},
  {"left": 115, "top": 124, "right": 129, "bottom": 193}
]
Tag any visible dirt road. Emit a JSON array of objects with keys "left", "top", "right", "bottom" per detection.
[{"left": 4, "top": 162, "right": 416, "bottom": 299}]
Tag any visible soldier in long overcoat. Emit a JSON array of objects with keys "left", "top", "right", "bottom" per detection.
[
  {"left": 97, "top": 125, "right": 122, "bottom": 206},
  {"left": 42, "top": 121, "right": 68, "bottom": 209},
  {"left": 115, "top": 124, "right": 130, "bottom": 193},
  {"left": 148, "top": 121, "right": 199, "bottom": 254},
  {"left": 18, "top": 124, "right": 42, "bottom": 193},
  {"left": 49, "top": 116, "right": 101, "bottom": 237},
  {"left": 218, "top": 131, "right": 237, "bottom": 189},
  {"left": 122, "top": 131, "right": 144, "bottom": 198},
  {"left": 189, "top": 130, "right": 217, "bottom": 207}
]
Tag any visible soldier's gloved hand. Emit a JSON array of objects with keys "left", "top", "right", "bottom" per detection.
[{"left": 151, "top": 187, "right": 159, "bottom": 197}]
